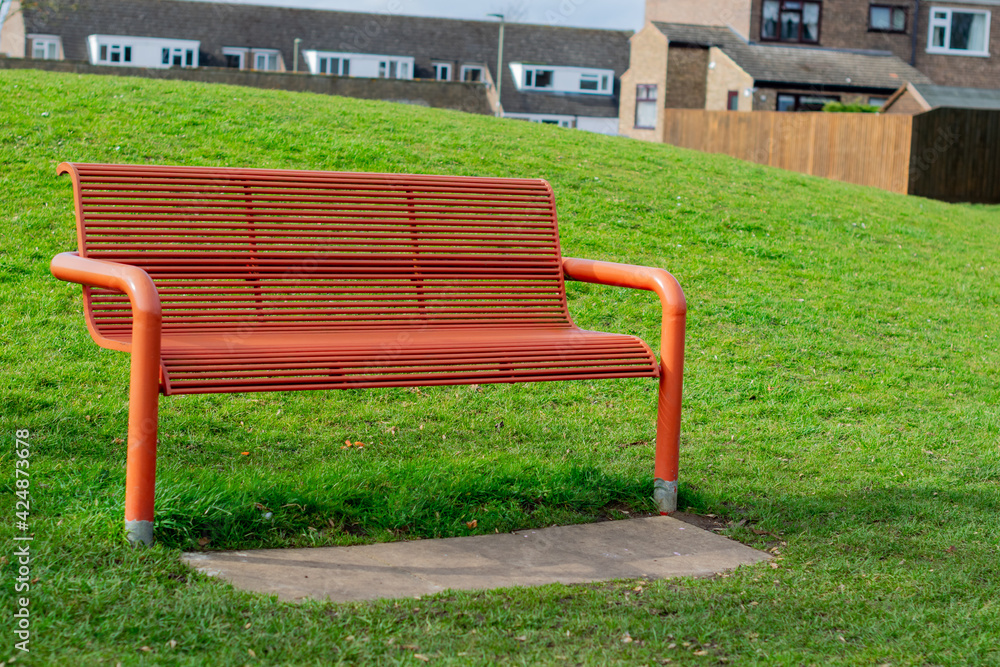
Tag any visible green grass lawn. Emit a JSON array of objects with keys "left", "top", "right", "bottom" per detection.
[{"left": 1, "top": 69, "right": 999, "bottom": 665}]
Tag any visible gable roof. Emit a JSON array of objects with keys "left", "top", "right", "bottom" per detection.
[
  {"left": 652, "top": 22, "right": 932, "bottom": 91},
  {"left": 23, "top": 0, "right": 631, "bottom": 118}
]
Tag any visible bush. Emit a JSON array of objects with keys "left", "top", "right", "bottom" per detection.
[{"left": 822, "top": 101, "right": 881, "bottom": 113}]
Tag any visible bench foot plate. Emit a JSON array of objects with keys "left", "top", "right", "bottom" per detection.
[
  {"left": 125, "top": 520, "right": 154, "bottom": 546},
  {"left": 654, "top": 479, "right": 677, "bottom": 514}
]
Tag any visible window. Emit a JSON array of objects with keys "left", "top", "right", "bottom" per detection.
[
  {"left": 253, "top": 51, "right": 279, "bottom": 71},
  {"left": 461, "top": 65, "right": 484, "bottom": 82},
  {"left": 762, "top": 1, "right": 821, "bottom": 43},
  {"left": 162, "top": 47, "right": 195, "bottom": 68},
  {"left": 776, "top": 93, "right": 838, "bottom": 111},
  {"left": 379, "top": 59, "right": 408, "bottom": 79},
  {"left": 928, "top": 8, "right": 990, "bottom": 56},
  {"left": 523, "top": 68, "right": 554, "bottom": 89},
  {"left": 868, "top": 96, "right": 889, "bottom": 107},
  {"left": 223, "top": 48, "right": 247, "bottom": 69},
  {"left": 318, "top": 57, "right": 349, "bottom": 76},
  {"left": 98, "top": 42, "right": 132, "bottom": 64},
  {"left": 580, "top": 73, "right": 599, "bottom": 91},
  {"left": 635, "top": 84, "right": 658, "bottom": 128},
  {"left": 432, "top": 62, "right": 451, "bottom": 80},
  {"left": 727, "top": 90, "right": 739, "bottom": 111},
  {"left": 869, "top": 5, "right": 906, "bottom": 32},
  {"left": 31, "top": 37, "right": 60, "bottom": 60}
]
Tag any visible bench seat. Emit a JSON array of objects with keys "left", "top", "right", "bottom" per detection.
[{"left": 123, "top": 326, "right": 658, "bottom": 394}]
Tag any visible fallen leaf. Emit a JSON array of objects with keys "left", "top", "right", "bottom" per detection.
[
  {"left": 466, "top": 519, "right": 478, "bottom": 529},
  {"left": 245, "top": 622, "right": 252, "bottom": 629},
  {"left": 198, "top": 537, "right": 210, "bottom": 547},
  {"left": 241, "top": 452, "right": 249, "bottom": 456},
  {"left": 248, "top": 648, "right": 256, "bottom": 658},
  {"left": 139, "top": 646, "right": 152, "bottom": 652},
  {"left": 694, "top": 650, "right": 708, "bottom": 656},
  {"left": 515, "top": 635, "right": 527, "bottom": 642},
  {"left": 168, "top": 640, "right": 177, "bottom": 649},
  {"left": 946, "top": 546, "right": 957, "bottom": 553},
  {"left": 621, "top": 633, "right": 633, "bottom": 644},
  {"left": 345, "top": 439, "right": 352, "bottom": 447},
  {"left": 402, "top": 644, "right": 419, "bottom": 650},
  {"left": 354, "top": 441, "right": 364, "bottom": 448},
  {"left": 414, "top": 654, "right": 430, "bottom": 662}
]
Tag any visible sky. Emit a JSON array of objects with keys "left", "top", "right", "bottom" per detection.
[{"left": 196, "top": 0, "right": 646, "bottom": 31}]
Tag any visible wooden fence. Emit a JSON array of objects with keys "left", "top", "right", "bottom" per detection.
[
  {"left": 662, "top": 108, "right": 1000, "bottom": 203},
  {"left": 908, "top": 108, "right": 1000, "bottom": 203}
]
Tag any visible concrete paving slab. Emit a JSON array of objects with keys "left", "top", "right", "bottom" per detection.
[{"left": 181, "top": 516, "right": 770, "bottom": 603}]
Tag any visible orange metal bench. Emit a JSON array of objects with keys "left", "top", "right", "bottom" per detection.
[{"left": 51, "top": 163, "right": 686, "bottom": 545}]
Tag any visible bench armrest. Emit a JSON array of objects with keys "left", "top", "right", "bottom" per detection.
[
  {"left": 561, "top": 257, "right": 687, "bottom": 328},
  {"left": 50, "top": 252, "right": 162, "bottom": 352},
  {"left": 563, "top": 257, "right": 686, "bottom": 507}
]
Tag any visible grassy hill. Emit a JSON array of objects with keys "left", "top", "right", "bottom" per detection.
[{"left": 1, "top": 69, "right": 999, "bottom": 665}]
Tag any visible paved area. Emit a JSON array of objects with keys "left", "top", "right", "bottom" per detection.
[{"left": 181, "top": 516, "right": 770, "bottom": 603}]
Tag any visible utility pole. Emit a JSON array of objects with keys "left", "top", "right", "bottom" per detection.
[{"left": 488, "top": 13, "right": 505, "bottom": 117}]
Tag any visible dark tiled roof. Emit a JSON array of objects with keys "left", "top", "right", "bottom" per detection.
[
  {"left": 24, "top": 0, "right": 630, "bottom": 117},
  {"left": 911, "top": 83, "right": 1000, "bottom": 110},
  {"left": 653, "top": 22, "right": 932, "bottom": 90}
]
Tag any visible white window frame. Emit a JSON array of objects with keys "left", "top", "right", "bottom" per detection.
[
  {"left": 432, "top": 62, "right": 451, "bottom": 81},
  {"left": 378, "top": 58, "right": 410, "bottom": 79},
  {"left": 29, "top": 35, "right": 61, "bottom": 60},
  {"left": 927, "top": 7, "right": 991, "bottom": 56},
  {"left": 317, "top": 55, "right": 349, "bottom": 76},
  {"left": 522, "top": 66, "right": 555, "bottom": 89},
  {"left": 222, "top": 47, "right": 247, "bottom": 69},
  {"left": 252, "top": 49, "right": 280, "bottom": 71},
  {"left": 98, "top": 42, "right": 133, "bottom": 64},
  {"left": 162, "top": 47, "right": 196, "bottom": 68},
  {"left": 460, "top": 65, "right": 484, "bottom": 82}
]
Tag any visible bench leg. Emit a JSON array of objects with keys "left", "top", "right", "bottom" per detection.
[
  {"left": 654, "top": 351, "right": 683, "bottom": 514},
  {"left": 124, "top": 350, "right": 160, "bottom": 546}
]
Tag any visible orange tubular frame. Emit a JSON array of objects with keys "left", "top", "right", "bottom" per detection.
[
  {"left": 562, "top": 257, "right": 687, "bottom": 514},
  {"left": 50, "top": 252, "right": 163, "bottom": 546}
]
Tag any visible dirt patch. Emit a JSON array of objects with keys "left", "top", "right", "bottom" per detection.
[{"left": 671, "top": 511, "right": 727, "bottom": 533}]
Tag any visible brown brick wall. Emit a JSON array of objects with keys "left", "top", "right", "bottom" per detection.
[
  {"left": 748, "top": 0, "right": 1000, "bottom": 89},
  {"left": 882, "top": 88, "right": 929, "bottom": 114},
  {"left": 664, "top": 45, "right": 708, "bottom": 109},
  {"left": 619, "top": 23, "right": 669, "bottom": 140},
  {"left": 646, "top": 0, "right": 752, "bottom": 39},
  {"left": 0, "top": 0, "right": 25, "bottom": 57},
  {"left": 705, "top": 46, "right": 754, "bottom": 110}
]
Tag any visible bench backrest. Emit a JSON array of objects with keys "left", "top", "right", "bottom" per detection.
[{"left": 61, "top": 163, "right": 573, "bottom": 336}]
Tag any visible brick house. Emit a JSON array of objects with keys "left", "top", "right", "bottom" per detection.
[
  {"left": 619, "top": 22, "right": 931, "bottom": 140},
  {"left": 643, "top": 1, "right": 999, "bottom": 90},
  {"left": 0, "top": 0, "right": 629, "bottom": 134},
  {"left": 748, "top": 0, "right": 1000, "bottom": 88}
]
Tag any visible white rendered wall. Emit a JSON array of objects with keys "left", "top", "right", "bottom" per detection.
[{"left": 87, "top": 35, "right": 200, "bottom": 68}]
